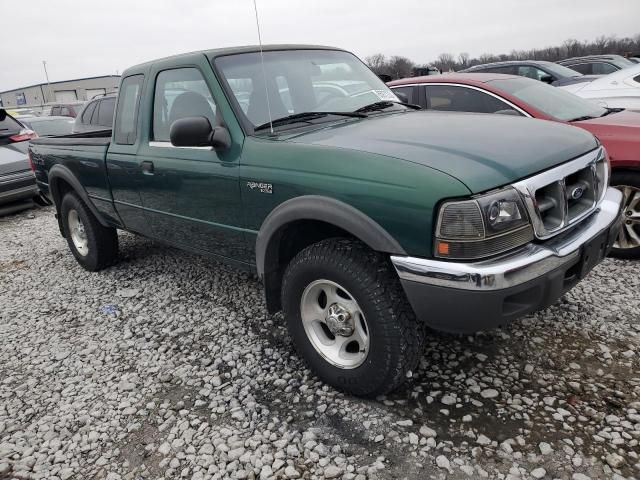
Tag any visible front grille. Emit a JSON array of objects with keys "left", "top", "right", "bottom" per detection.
[{"left": 514, "top": 148, "right": 608, "bottom": 239}]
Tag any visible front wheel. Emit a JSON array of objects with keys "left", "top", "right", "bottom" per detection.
[
  {"left": 281, "top": 238, "right": 426, "bottom": 397},
  {"left": 610, "top": 171, "right": 640, "bottom": 259}
]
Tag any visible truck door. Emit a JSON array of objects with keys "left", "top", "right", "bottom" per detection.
[
  {"left": 135, "top": 63, "right": 247, "bottom": 262},
  {"left": 106, "top": 74, "right": 151, "bottom": 233}
]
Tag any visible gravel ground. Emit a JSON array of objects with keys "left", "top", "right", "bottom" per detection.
[{"left": 1, "top": 206, "right": 639, "bottom": 480}]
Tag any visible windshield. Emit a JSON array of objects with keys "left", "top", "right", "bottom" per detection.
[
  {"left": 612, "top": 57, "right": 636, "bottom": 68},
  {"left": 489, "top": 77, "right": 607, "bottom": 121},
  {"left": 542, "top": 63, "right": 584, "bottom": 78},
  {"left": 215, "top": 49, "right": 400, "bottom": 129}
]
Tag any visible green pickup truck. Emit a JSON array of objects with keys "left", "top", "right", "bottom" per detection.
[{"left": 30, "top": 45, "right": 623, "bottom": 396}]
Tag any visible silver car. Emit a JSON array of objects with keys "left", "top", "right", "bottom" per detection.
[{"left": 0, "top": 109, "right": 48, "bottom": 211}]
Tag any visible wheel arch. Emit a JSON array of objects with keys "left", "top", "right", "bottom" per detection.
[
  {"left": 48, "top": 165, "right": 109, "bottom": 231},
  {"left": 256, "top": 195, "right": 406, "bottom": 313}
]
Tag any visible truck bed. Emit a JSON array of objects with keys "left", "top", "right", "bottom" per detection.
[
  {"left": 30, "top": 129, "right": 112, "bottom": 146},
  {"left": 29, "top": 129, "right": 120, "bottom": 226}
]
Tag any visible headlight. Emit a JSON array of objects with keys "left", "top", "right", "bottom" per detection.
[{"left": 435, "top": 187, "right": 534, "bottom": 260}]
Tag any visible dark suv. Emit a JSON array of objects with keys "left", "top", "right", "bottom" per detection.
[
  {"left": 557, "top": 55, "right": 636, "bottom": 75},
  {"left": 461, "top": 60, "right": 597, "bottom": 86},
  {"left": 72, "top": 94, "right": 116, "bottom": 133}
]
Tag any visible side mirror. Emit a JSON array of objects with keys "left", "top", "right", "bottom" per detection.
[
  {"left": 540, "top": 75, "right": 554, "bottom": 84},
  {"left": 169, "top": 116, "right": 231, "bottom": 150},
  {"left": 394, "top": 91, "right": 409, "bottom": 103},
  {"left": 495, "top": 109, "right": 522, "bottom": 116},
  {"left": 0, "top": 109, "right": 6, "bottom": 121}
]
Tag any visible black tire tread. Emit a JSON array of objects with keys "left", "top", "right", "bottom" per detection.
[
  {"left": 60, "top": 192, "right": 118, "bottom": 271},
  {"left": 282, "top": 238, "right": 426, "bottom": 396},
  {"left": 609, "top": 170, "right": 640, "bottom": 259}
]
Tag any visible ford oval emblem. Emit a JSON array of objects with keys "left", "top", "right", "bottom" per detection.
[{"left": 571, "top": 187, "right": 584, "bottom": 200}]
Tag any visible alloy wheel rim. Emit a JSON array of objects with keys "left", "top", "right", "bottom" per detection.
[
  {"left": 68, "top": 209, "right": 89, "bottom": 256},
  {"left": 300, "top": 279, "right": 369, "bottom": 369},
  {"left": 613, "top": 185, "right": 640, "bottom": 249}
]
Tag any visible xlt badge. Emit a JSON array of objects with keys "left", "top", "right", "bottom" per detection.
[{"left": 247, "top": 181, "right": 273, "bottom": 194}]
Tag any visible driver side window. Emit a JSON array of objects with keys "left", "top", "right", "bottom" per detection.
[{"left": 153, "top": 68, "right": 217, "bottom": 142}]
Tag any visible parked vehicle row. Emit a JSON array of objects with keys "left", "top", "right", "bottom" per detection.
[
  {"left": 460, "top": 55, "right": 640, "bottom": 111},
  {"left": 0, "top": 109, "right": 42, "bottom": 208},
  {"left": 29, "top": 45, "right": 624, "bottom": 396},
  {"left": 460, "top": 60, "right": 597, "bottom": 86},
  {"left": 558, "top": 63, "right": 640, "bottom": 110},
  {"left": 558, "top": 54, "right": 636, "bottom": 75}
]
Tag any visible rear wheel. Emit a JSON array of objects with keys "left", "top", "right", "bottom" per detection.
[
  {"left": 610, "top": 171, "right": 640, "bottom": 259},
  {"left": 60, "top": 192, "right": 119, "bottom": 271},
  {"left": 281, "top": 238, "right": 426, "bottom": 397}
]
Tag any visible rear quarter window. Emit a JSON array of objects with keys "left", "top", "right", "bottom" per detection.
[{"left": 114, "top": 75, "right": 144, "bottom": 145}]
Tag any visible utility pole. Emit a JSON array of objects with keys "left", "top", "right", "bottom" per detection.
[{"left": 42, "top": 60, "right": 53, "bottom": 104}]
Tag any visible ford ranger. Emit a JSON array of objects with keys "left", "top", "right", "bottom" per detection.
[{"left": 29, "top": 45, "right": 623, "bottom": 396}]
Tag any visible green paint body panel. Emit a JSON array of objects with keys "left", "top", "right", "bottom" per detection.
[{"left": 29, "top": 46, "right": 600, "bottom": 266}]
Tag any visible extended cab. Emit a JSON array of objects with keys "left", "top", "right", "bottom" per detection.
[{"left": 29, "top": 46, "right": 623, "bottom": 396}]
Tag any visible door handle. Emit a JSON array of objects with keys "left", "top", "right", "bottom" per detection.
[{"left": 141, "top": 161, "right": 154, "bottom": 175}]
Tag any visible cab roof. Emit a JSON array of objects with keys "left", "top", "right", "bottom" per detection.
[{"left": 123, "top": 44, "right": 345, "bottom": 75}]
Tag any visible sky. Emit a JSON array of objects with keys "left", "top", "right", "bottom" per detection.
[{"left": 1, "top": 0, "right": 638, "bottom": 92}]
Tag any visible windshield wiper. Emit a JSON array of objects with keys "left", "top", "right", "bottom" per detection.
[
  {"left": 568, "top": 115, "right": 596, "bottom": 122},
  {"left": 254, "top": 111, "right": 367, "bottom": 132},
  {"left": 355, "top": 101, "right": 421, "bottom": 114},
  {"left": 600, "top": 107, "right": 625, "bottom": 117}
]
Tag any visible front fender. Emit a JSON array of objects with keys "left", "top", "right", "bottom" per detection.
[{"left": 255, "top": 195, "right": 406, "bottom": 279}]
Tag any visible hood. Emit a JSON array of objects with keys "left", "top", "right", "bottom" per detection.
[
  {"left": 286, "top": 111, "right": 598, "bottom": 193},
  {"left": 577, "top": 109, "right": 640, "bottom": 129},
  {"left": 573, "top": 110, "right": 640, "bottom": 162},
  {"left": 553, "top": 75, "right": 602, "bottom": 87},
  {"left": 0, "top": 142, "right": 29, "bottom": 176}
]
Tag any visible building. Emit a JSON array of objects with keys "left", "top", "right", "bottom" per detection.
[{"left": 0, "top": 75, "right": 120, "bottom": 108}]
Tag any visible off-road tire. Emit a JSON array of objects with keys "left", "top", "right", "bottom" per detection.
[
  {"left": 282, "top": 238, "right": 426, "bottom": 397},
  {"left": 610, "top": 170, "right": 640, "bottom": 259},
  {"left": 60, "top": 192, "right": 119, "bottom": 271}
]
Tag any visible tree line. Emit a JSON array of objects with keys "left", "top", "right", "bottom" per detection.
[{"left": 366, "top": 34, "right": 640, "bottom": 79}]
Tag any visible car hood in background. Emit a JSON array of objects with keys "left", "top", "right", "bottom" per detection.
[
  {"left": 573, "top": 110, "right": 640, "bottom": 161},
  {"left": 0, "top": 142, "right": 30, "bottom": 176},
  {"left": 287, "top": 111, "right": 598, "bottom": 193},
  {"left": 553, "top": 74, "right": 602, "bottom": 87}
]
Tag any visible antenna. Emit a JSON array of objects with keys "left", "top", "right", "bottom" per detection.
[{"left": 252, "top": 0, "right": 273, "bottom": 134}]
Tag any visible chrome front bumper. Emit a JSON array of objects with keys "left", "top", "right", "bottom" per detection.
[{"left": 391, "top": 187, "right": 623, "bottom": 292}]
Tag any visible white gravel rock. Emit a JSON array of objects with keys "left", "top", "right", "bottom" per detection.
[
  {"left": 419, "top": 425, "right": 437, "bottom": 438},
  {"left": 436, "top": 455, "right": 452, "bottom": 472},
  {"left": 539, "top": 442, "right": 553, "bottom": 455},
  {"left": 480, "top": 389, "right": 499, "bottom": 399},
  {"left": 1, "top": 207, "right": 638, "bottom": 480},
  {"left": 531, "top": 467, "right": 546, "bottom": 478}
]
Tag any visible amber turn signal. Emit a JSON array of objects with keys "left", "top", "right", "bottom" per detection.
[{"left": 437, "top": 241, "right": 450, "bottom": 256}]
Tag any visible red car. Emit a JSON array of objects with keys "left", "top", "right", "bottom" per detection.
[{"left": 389, "top": 73, "right": 640, "bottom": 258}]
